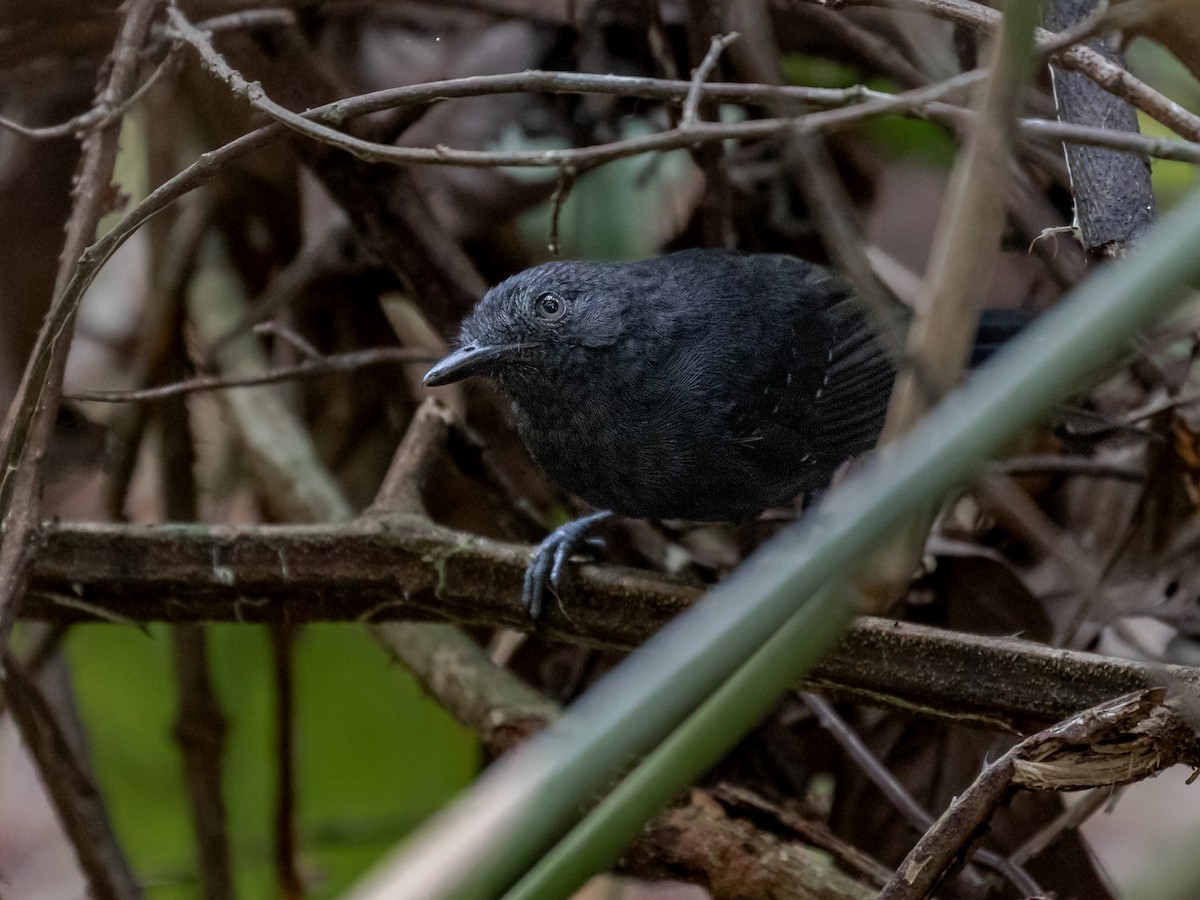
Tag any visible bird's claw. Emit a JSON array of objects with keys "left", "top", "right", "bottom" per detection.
[{"left": 521, "top": 511, "right": 614, "bottom": 623}]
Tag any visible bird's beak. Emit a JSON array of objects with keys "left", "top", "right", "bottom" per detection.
[{"left": 423, "top": 342, "right": 521, "bottom": 387}]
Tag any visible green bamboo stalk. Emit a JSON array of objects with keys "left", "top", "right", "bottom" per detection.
[{"left": 504, "top": 582, "right": 857, "bottom": 899}]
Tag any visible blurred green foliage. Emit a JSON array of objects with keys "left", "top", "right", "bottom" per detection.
[
  {"left": 512, "top": 121, "right": 696, "bottom": 262},
  {"left": 783, "top": 54, "right": 958, "bottom": 168},
  {"left": 66, "top": 623, "right": 479, "bottom": 896}
]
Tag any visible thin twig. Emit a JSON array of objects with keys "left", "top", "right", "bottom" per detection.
[
  {"left": 166, "top": 9, "right": 1200, "bottom": 171},
  {"left": 0, "top": 623, "right": 67, "bottom": 721},
  {"left": 681, "top": 32, "right": 740, "bottom": 126},
  {"left": 159, "top": 292, "right": 234, "bottom": 900},
  {"left": 38, "top": 82, "right": 1196, "bottom": 437},
  {"left": 165, "top": 7, "right": 978, "bottom": 170},
  {"left": 204, "top": 223, "right": 365, "bottom": 363},
  {"left": 171, "top": 625, "right": 234, "bottom": 900},
  {"left": 272, "top": 622, "right": 303, "bottom": 900},
  {"left": 996, "top": 454, "right": 1145, "bottom": 482},
  {"left": 978, "top": 474, "right": 1108, "bottom": 646},
  {"left": 547, "top": 166, "right": 576, "bottom": 257},
  {"left": 1008, "top": 786, "right": 1112, "bottom": 866},
  {"left": 0, "top": 0, "right": 163, "bottom": 776},
  {"left": 878, "top": 690, "right": 1195, "bottom": 899},
  {"left": 802, "top": 693, "right": 1044, "bottom": 897},
  {"left": 803, "top": 695, "right": 935, "bottom": 831},
  {"left": 65, "top": 347, "right": 433, "bottom": 403},
  {"left": 253, "top": 321, "right": 324, "bottom": 362},
  {"left": 105, "top": 186, "right": 209, "bottom": 521},
  {"left": 1125, "top": 386, "right": 1200, "bottom": 424},
  {"left": 4, "top": 22, "right": 1195, "bottom": 165},
  {"left": 804, "top": 3, "right": 929, "bottom": 89},
  {"left": 156, "top": 7, "right": 296, "bottom": 41},
  {"left": 1036, "top": 0, "right": 1133, "bottom": 57},
  {"left": 710, "top": 784, "right": 894, "bottom": 888},
  {"left": 823, "top": 0, "right": 1200, "bottom": 141},
  {"left": 2, "top": 653, "right": 143, "bottom": 898},
  {"left": 0, "top": 48, "right": 175, "bottom": 140}
]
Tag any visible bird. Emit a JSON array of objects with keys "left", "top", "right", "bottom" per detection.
[{"left": 424, "top": 249, "right": 1013, "bottom": 619}]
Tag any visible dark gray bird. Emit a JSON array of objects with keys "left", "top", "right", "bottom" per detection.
[{"left": 424, "top": 249, "right": 1005, "bottom": 618}]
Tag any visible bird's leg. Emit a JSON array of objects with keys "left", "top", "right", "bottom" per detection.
[{"left": 522, "top": 510, "right": 615, "bottom": 622}]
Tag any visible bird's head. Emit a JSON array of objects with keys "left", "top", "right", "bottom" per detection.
[{"left": 423, "top": 260, "right": 627, "bottom": 389}]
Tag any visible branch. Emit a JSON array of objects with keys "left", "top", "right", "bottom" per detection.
[
  {"left": 23, "top": 519, "right": 1200, "bottom": 732},
  {"left": 0, "top": 48, "right": 175, "bottom": 140},
  {"left": 996, "top": 454, "right": 1144, "bottom": 482},
  {"left": 878, "top": 689, "right": 1200, "bottom": 899},
  {"left": 164, "top": 7, "right": 1200, "bottom": 171},
  {"left": 165, "top": 5, "right": 973, "bottom": 171},
  {"left": 0, "top": 1, "right": 165, "bottom": 895},
  {"left": 372, "top": 623, "right": 559, "bottom": 756},
  {"left": 2, "top": 654, "right": 142, "bottom": 899},
  {"left": 170, "top": 625, "right": 234, "bottom": 900},
  {"left": 824, "top": 0, "right": 1200, "bottom": 141},
  {"left": 64, "top": 347, "right": 434, "bottom": 403},
  {"left": 369, "top": 399, "right": 456, "bottom": 516},
  {"left": 42, "top": 72, "right": 1196, "bottom": 435},
  {"left": 681, "top": 32, "right": 741, "bottom": 126},
  {"left": 0, "top": 0, "right": 163, "bottom": 642},
  {"left": 803, "top": 692, "right": 1043, "bottom": 896}
]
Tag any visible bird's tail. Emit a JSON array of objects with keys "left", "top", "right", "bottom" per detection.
[{"left": 970, "top": 308, "right": 1031, "bottom": 368}]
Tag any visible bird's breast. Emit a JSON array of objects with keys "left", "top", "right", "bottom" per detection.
[{"left": 509, "top": 387, "right": 688, "bottom": 515}]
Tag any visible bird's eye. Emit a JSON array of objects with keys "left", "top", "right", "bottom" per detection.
[{"left": 534, "top": 291, "right": 566, "bottom": 321}]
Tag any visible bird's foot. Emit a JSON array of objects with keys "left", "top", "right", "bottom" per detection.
[{"left": 522, "top": 510, "right": 615, "bottom": 623}]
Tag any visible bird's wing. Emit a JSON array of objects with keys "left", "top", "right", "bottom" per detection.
[
  {"left": 730, "top": 295, "right": 895, "bottom": 489},
  {"left": 809, "top": 298, "right": 896, "bottom": 456}
]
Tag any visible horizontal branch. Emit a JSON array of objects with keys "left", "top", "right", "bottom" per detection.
[{"left": 27, "top": 520, "right": 1200, "bottom": 732}]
